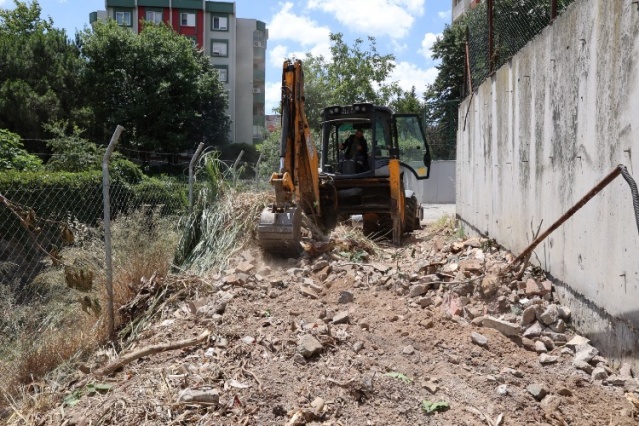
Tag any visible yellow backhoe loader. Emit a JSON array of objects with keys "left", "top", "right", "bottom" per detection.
[{"left": 258, "top": 59, "right": 432, "bottom": 256}]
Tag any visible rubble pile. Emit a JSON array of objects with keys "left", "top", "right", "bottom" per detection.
[{"left": 25, "top": 227, "right": 639, "bottom": 425}]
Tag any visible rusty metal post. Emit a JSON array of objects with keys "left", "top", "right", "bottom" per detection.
[
  {"left": 465, "top": 26, "right": 473, "bottom": 95},
  {"left": 513, "top": 166, "right": 624, "bottom": 264},
  {"left": 488, "top": 0, "right": 494, "bottom": 73},
  {"left": 551, "top": 0, "right": 558, "bottom": 21}
]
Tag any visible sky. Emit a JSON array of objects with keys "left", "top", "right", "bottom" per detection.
[{"left": 0, "top": 0, "right": 452, "bottom": 113}]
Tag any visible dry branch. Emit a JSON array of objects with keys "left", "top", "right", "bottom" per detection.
[{"left": 95, "top": 330, "right": 210, "bottom": 376}]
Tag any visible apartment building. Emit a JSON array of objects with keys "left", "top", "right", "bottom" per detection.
[
  {"left": 452, "top": 0, "right": 483, "bottom": 22},
  {"left": 89, "top": 0, "right": 268, "bottom": 145}
]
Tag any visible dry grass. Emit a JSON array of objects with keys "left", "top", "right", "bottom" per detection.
[{"left": 0, "top": 209, "right": 180, "bottom": 422}]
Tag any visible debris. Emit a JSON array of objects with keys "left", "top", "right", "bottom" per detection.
[
  {"left": 482, "top": 316, "right": 520, "bottom": 337},
  {"left": 471, "top": 332, "right": 488, "bottom": 347},
  {"left": 527, "top": 383, "right": 549, "bottom": 401},
  {"left": 178, "top": 388, "right": 220, "bottom": 405},
  {"left": 297, "top": 334, "right": 323, "bottom": 358}
]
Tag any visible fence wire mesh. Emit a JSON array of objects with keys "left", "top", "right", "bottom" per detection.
[
  {"left": 423, "top": 100, "right": 460, "bottom": 161},
  {"left": 466, "top": 0, "right": 577, "bottom": 94},
  {"left": 0, "top": 172, "right": 188, "bottom": 312}
]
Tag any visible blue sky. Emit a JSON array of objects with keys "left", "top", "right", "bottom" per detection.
[{"left": 0, "top": 0, "right": 452, "bottom": 113}]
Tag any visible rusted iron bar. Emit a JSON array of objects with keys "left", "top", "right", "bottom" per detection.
[
  {"left": 465, "top": 26, "right": 473, "bottom": 95},
  {"left": 551, "top": 0, "right": 558, "bottom": 21},
  {"left": 513, "top": 165, "right": 624, "bottom": 264},
  {"left": 488, "top": 0, "right": 494, "bottom": 73}
]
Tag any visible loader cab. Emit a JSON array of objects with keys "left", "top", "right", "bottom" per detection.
[{"left": 320, "top": 103, "right": 432, "bottom": 180}]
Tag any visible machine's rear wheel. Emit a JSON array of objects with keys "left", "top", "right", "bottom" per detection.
[{"left": 403, "top": 195, "right": 421, "bottom": 233}]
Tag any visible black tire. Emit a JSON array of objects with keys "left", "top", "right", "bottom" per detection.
[
  {"left": 404, "top": 195, "right": 420, "bottom": 233},
  {"left": 363, "top": 214, "right": 392, "bottom": 239}
]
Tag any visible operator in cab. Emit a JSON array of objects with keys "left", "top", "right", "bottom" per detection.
[{"left": 339, "top": 127, "right": 369, "bottom": 173}]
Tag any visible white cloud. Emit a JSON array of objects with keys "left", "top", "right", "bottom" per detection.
[
  {"left": 389, "top": 61, "right": 439, "bottom": 97},
  {"left": 418, "top": 32, "right": 441, "bottom": 61},
  {"left": 265, "top": 81, "right": 283, "bottom": 115},
  {"left": 307, "top": 0, "right": 424, "bottom": 39},
  {"left": 438, "top": 9, "right": 451, "bottom": 21},
  {"left": 268, "top": 2, "right": 331, "bottom": 47}
]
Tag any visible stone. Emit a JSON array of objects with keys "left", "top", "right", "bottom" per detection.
[
  {"left": 525, "top": 279, "right": 545, "bottom": 297},
  {"left": 403, "top": 345, "right": 415, "bottom": 355},
  {"left": 236, "top": 261, "right": 255, "bottom": 274},
  {"left": 573, "top": 360, "right": 594, "bottom": 374},
  {"left": 541, "top": 330, "right": 567, "bottom": 342},
  {"left": 312, "top": 260, "right": 329, "bottom": 272},
  {"left": 523, "top": 321, "right": 544, "bottom": 338},
  {"left": 538, "top": 305, "right": 559, "bottom": 326},
  {"left": 298, "top": 285, "right": 319, "bottom": 299},
  {"left": 592, "top": 367, "right": 608, "bottom": 381},
  {"left": 565, "top": 335, "right": 590, "bottom": 350},
  {"left": 332, "top": 311, "right": 351, "bottom": 324},
  {"left": 311, "top": 396, "right": 325, "bottom": 411},
  {"left": 540, "top": 394, "right": 562, "bottom": 412},
  {"left": 459, "top": 259, "right": 483, "bottom": 273},
  {"left": 548, "top": 319, "right": 566, "bottom": 333},
  {"left": 521, "top": 305, "right": 537, "bottom": 325},
  {"left": 178, "top": 388, "right": 220, "bottom": 405},
  {"left": 409, "top": 284, "right": 429, "bottom": 297},
  {"left": 416, "top": 296, "right": 433, "bottom": 308},
  {"left": 298, "top": 334, "right": 323, "bottom": 358},
  {"left": 352, "top": 341, "right": 364, "bottom": 353},
  {"left": 527, "top": 383, "right": 549, "bottom": 401},
  {"left": 534, "top": 341, "right": 548, "bottom": 353},
  {"left": 539, "top": 354, "right": 558, "bottom": 365},
  {"left": 338, "top": 291, "right": 354, "bottom": 304},
  {"left": 242, "top": 336, "right": 255, "bottom": 345},
  {"left": 496, "top": 384, "right": 509, "bottom": 396},
  {"left": 557, "top": 305, "right": 571, "bottom": 320},
  {"left": 223, "top": 274, "right": 244, "bottom": 286},
  {"left": 482, "top": 315, "right": 520, "bottom": 337},
  {"left": 480, "top": 275, "right": 500, "bottom": 297},
  {"left": 556, "top": 386, "right": 572, "bottom": 396},
  {"left": 620, "top": 363, "right": 634, "bottom": 378},
  {"left": 471, "top": 332, "right": 488, "bottom": 347},
  {"left": 539, "top": 336, "right": 555, "bottom": 351},
  {"left": 574, "top": 344, "right": 598, "bottom": 364},
  {"left": 522, "top": 337, "right": 537, "bottom": 352}
]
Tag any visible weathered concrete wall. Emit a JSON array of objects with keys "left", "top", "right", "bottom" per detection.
[
  {"left": 404, "top": 160, "right": 456, "bottom": 205},
  {"left": 457, "top": 0, "right": 639, "bottom": 367}
]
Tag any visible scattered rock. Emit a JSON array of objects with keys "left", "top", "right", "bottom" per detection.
[
  {"left": 521, "top": 305, "right": 537, "bottom": 325},
  {"left": 482, "top": 315, "right": 520, "bottom": 337},
  {"left": 403, "top": 345, "right": 415, "bottom": 355},
  {"left": 480, "top": 275, "right": 500, "bottom": 297},
  {"left": 574, "top": 344, "right": 599, "bottom": 364},
  {"left": 539, "top": 354, "right": 558, "bottom": 365},
  {"left": 416, "top": 296, "right": 433, "bottom": 308},
  {"left": 311, "top": 396, "right": 325, "bottom": 411},
  {"left": 338, "top": 291, "right": 354, "bottom": 304},
  {"left": 522, "top": 321, "right": 543, "bottom": 338},
  {"left": 496, "top": 384, "right": 509, "bottom": 396},
  {"left": 527, "top": 383, "right": 549, "bottom": 401},
  {"left": 534, "top": 340, "right": 548, "bottom": 353},
  {"left": 298, "top": 334, "right": 323, "bottom": 358},
  {"left": 242, "top": 336, "right": 255, "bottom": 345},
  {"left": 557, "top": 305, "right": 571, "bottom": 320},
  {"left": 591, "top": 367, "right": 608, "bottom": 381},
  {"left": 236, "top": 261, "right": 255, "bottom": 274},
  {"left": 566, "top": 335, "right": 590, "bottom": 350},
  {"left": 522, "top": 337, "right": 537, "bottom": 352},
  {"left": 409, "top": 284, "right": 429, "bottom": 297},
  {"left": 178, "top": 388, "right": 220, "bottom": 405},
  {"left": 298, "top": 285, "right": 319, "bottom": 299},
  {"left": 332, "top": 311, "right": 350, "bottom": 324},
  {"left": 352, "top": 341, "right": 364, "bottom": 353},
  {"left": 538, "top": 304, "right": 559, "bottom": 326},
  {"left": 573, "top": 360, "right": 594, "bottom": 374},
  {"left": 620, "top": 363, "right": 634, "bottom": 378},
  {"left": 471, "top": 331, "right": 488, "bottom": 347}
]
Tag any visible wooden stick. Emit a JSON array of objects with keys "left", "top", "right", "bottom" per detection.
[{"left": 95, "top": 330, "right": 210, "bottom": 376}]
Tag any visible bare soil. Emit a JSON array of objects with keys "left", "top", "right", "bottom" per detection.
[{"left": 19, "top": 220, "right": 639, "bottom": 426}]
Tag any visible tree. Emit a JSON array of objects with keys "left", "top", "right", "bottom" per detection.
[
  {"left": 390, "top": 86, "right": 423, "bottom": 114},
  {"left": 0, "top": 128, "right": 42, "bottom": 171},
  {"left": 0, "top": 0, "right": 85, "bottom": 140},
  {"left": 79, "top": 20, "right": 230, "bottom": 153}
]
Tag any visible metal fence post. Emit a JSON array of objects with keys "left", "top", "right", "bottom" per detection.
[
  {"left": 254, "top": 152, "right": 263, "bottom": 181},
  {"left": 189, "top": 142, "right": 205, "bottom": 210},
  {"left": 551, "top": 0, "right": 558, "bottom": 21},
  {"left": 103, "top": 125, "right": 125, "bottom": 339},
  {"left": 488, "top": 0, "right": 494, "bottom": 74}
]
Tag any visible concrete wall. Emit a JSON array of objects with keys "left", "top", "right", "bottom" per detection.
[
  {"left": 457, "top": 0, "right": 639, "bottom": 367},
  {"left": 404, "top": 160, "right": 456, "bottom": 204}
]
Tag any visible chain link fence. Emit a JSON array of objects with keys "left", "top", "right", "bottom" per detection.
[
  {"left": 466, "top": 0, "right": 577, "bottom": 95},
  {"left": 423, "top": 100, "right": 460, "bottom": 161}
]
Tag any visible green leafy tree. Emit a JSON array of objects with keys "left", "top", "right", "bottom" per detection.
[
  {"left": 0, "top": 0, "right": 85, "bottom": 139},
  {"left": 79, "top": 20, "right": 230, "bottom": 153},
  {"left": 390, "top": 86, "right": 423, "bottom": 114},
  {"left": 0, "top": 128, "right": 42, "bottom": 170}
]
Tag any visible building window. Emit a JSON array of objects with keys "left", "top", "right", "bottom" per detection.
[
  {"left": 212, "top": 16, "right": 228, "bottom": 31},
  {"left": 213, "top": 66, "right": 228, "bottom": 82},
  {"left": 211, "top": 40, "right": 228, "bottom": 57},
  {"left": 146, "top": 10, "right": 163, "bottom": 24},
  {"left": 115, "top": 10, "right": 132, "bottom": 26},
  {"left": 180, "top": 12, "right": 196, "bottom": 27}
]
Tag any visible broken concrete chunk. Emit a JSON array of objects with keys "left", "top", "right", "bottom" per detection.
[
  {"left": 471, "top": 332, "right": 488, "bottom": 347},
  {"left": 541, "top": 330, "right": 567, "bottom": 342},
  {"left": 557, "top": 305, "right": 571, "bottom": 320},
  {"left": 538, "top": 304, "right": 559, "bottom": 326},
  {"left": 566, "top": 335, "right": 590, "bottom": 350},
  {"left": 521, "top": 337, "right": 537, "bottom": 352},
  {"left": 521, "top": 305, "right": 537, "bottom": 326},
  {"left": 534, "top": 341, "right": 548, "bottom": 353},
  {"left": 480, "top": 275, "right": 500, "bottom": 297},
  {"left": 574, "top": 344, "right": 599, "bottom": 364},
  {"left": 402, "top": 345, "right": 415, "bottom": 355},
  {"left": 548, "top": 319, "right": 566, "bottom": 333},
  {"left": 312, "top": 260, "right": 329, "bottom": 272},
  {"left": 236, "top": 261, "right": 255, "bottom": 274},
  {"left": 409, "top": 284, "right": 429, "bottom": 298},
  {"left": 332, "top": 311, "right": 350, "bottom": 324},
  {"left": 573, "top": 359, "right": 594, "bottom": 374},
  {"left": 416, "top": 296, "right": 433, "bottom": 308},
  {"left": 527, "top": 383, "right": 549, "bottom": 401},
  {"left": 591, "top": 367, "right": 608, "bottom": 381},
  {"left": 178, "top": 388, "right": 220, "bottom": 405},
  {"left": 620, "top": 363, "right": 634, "bottom": 378},
  {"left": 523, "top": 321, "right": 543, "bottom": 338},
  {"left": 298, "top": 334, "right": 324, "bottom": 358},
  {"left": 481, "top": 316, "right": 520, "bottom": 337},
  {"left": 539, "top": 354, "right": 558, "bottom": 365}
]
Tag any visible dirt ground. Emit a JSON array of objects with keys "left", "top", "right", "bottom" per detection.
[{"left": 22, "top": 214, "right": 639, "bottom": 426}]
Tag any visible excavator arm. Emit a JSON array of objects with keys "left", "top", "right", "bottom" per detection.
[{"left": 258, "top": 59, "right": 320, "bottom": 255}]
